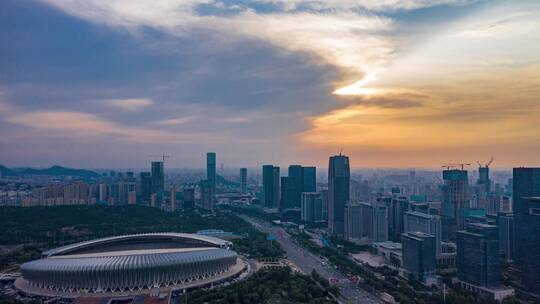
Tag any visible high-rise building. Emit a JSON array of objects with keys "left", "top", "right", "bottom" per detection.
[
  {"left": 207, "top": 152, "right": 216, "bottom": 194},
  {"left": 328, "top": 154, "right": 350, "bottom": 236},
  {"left": 478, "top": 165, "right": 491, "bottom": 192},
  {"left": 457, "top": 223, "right": 513, "bottom": 300},
  {"left": 301, "top": 192, "right": 323, "bottom": 222},
  {"left": 402, "top": 232, "right": 437, "bottom": 285},
  {"left": 280, "top": 176, "right": 289, "bottom": 209},
  {"left": 240, "top": 168, "right": 247, "bottom": 194},
  {"left": 372, "top": 204, "right": 389, "bottom": 242},
  {"left": 457, "top": 224, "right": 499, "bottom": 286},
  {"left": 404, "top": 211, "right": 442, "bottom": 256},
  {"left": 302, "top": 166, "right": 316, "bottom": 193},
  {"left": 346, "top": 202, "right": 388, "bottom": 243},
  {"left": 319, "top": 189, "right": 329, "bottom": 221},
  {"left": 139, "top": 172, "right": 152, "bottom": 202},
  {"left": 387, "top": 196, "right": 409, "bottom": 242},
  {"left": 441, "top": 169, "right": 468, "bottom": 240},
  {"left": 183, "top": 188, "right": 195, "bottom": 209},
  {"left": 512, "top": 167, "right": 540, "bottom": 293},
  {"left": 273, "top": 167, "right": 280, "bottom": 207},
  {"left": 200, "top": 180, "right": 213, "bottom": 210},
  {"left": 170, "top": 187, "right": 176, "bottom": 212},
  {"left": 345, "top": 203, "right": 363, "bottom": 241},
  {"left": 287, "top": 165, "right": 304, "bottom": 208},
  {"left": 151, "top": 161, "right": 164, "bottom": 194},
  {"left": 263, "top": 165, "right": 280, "bottom": 207},
  {"left": 497, "top": 212, "right": 513, "bottom": 261}
]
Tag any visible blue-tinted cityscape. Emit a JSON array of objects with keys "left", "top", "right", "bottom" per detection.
[{"left": 1, "top": 0, "right": 540, "bottom": 304}]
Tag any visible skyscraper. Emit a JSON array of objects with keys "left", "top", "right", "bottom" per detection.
[
  {"left": 497, "top": 212, "right": 513, "bottom": 261},
  {"left": 402, "top": 232, "right": 437, "bottom": 285},
  {"left": 200, "top": 180, "right": 213, "bottom": 210},
  {"left": 151, "top": 161, "right": 164, "bottom": 194},
  {"left": 388, "top": 196, "right": 409, "bottom": 242},
  {"left": 262, "top": 165, "right": 279, "bottom": 207},
  {"left": 273, "top": 167, "right": 280, "bottom": 207},
  {"left": 302, "top": 166, "right": 316, "bottom": 193},
  {"left": 287, "top": 165, "right": 304, "bottom": 208},
  {"left": 207, "top": 152, "right": 216, "bottom": 194},
  {"left": 240, "top": 168, "right": 247, "bottom": 194},
  {"left": 512, "top": 167, "right": 540, "bottom": 293},
  {"left": 139, "top": 172, "right": 152, "bottom": 202},
  {"left": 328, "top": 154, "right": 350, "bottom": 236},
  {"left": 441, "top": 169, "right": 468, "bottom": 240}
]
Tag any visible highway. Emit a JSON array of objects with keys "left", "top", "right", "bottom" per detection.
[{"left": 239, "top": 215, "right": 382, "bottom": 304}]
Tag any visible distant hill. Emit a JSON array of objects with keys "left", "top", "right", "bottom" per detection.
[
  {"left": 1, "top": 165, "right": 100, "bottom": 178},
  {"left": 0, "top": 165, "right": 17, "bottom": 176}
]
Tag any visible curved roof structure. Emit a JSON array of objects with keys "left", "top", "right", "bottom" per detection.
[
  {"left": 18, "top": 233, "right": 241, "bottom": 297},
  {"left": 42, "top": 232, "right": 232, "bottom": 257}
]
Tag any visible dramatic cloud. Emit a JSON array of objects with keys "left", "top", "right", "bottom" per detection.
[{"left": 1, "top": 0, "right": 539, "bottom": 168}]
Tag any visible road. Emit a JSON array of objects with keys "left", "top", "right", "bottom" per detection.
[{"left": 239, "top": 215, "right": 382, "bottom": 304}]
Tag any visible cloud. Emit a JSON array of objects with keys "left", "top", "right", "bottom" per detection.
[
  {"left": 254, "top": 0, "right": 474, "bottom": 12},
  {"left": 42, "top": 0, "right": 397, "bottom": 78},
  {"left": 155, "top": 116, "right": 195, "bottom": 126},
  {"left": 102, "top": 98, "right": 153, "bottom": 111}
]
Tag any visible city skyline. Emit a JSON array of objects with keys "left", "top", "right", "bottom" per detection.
[{"left": 1, "top": 0, "right": 540, "bottom": 168}]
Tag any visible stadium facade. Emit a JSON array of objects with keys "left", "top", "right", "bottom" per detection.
[{"left": 16, "top": 233, "right": 244, "bottom": 297}]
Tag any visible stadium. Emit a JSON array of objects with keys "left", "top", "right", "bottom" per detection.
[{"left": 15, "top": 233, "right": 245, "bottom": 297}]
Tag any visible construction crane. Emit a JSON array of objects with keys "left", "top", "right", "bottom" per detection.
[
  {"left": 441, "top": 163, "right": 471, "bottom": 170},
  {"left": 149, "top": 154, "right": 170, "bottom": 162},
  {"left": 477, "top": 157, "right": 494, "bottom": 168}
]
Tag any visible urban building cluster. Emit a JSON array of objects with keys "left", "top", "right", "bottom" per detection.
[
  {"left": 1, "top": 153, "right": 539, "bottom": 302},
  {"left": 262, "top": 156, "right": 538, "bottom": 301},
  {"left": 3, "top": 153, "right": 251, "bottom": 211}
]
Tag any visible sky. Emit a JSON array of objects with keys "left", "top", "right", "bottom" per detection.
[{"left": 0, "top": 0, "right": 539, "bottom": 169}]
